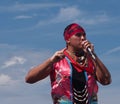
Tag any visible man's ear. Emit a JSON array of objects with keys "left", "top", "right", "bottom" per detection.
[{"left": 66, "top": 40, "right": 70, "bottom": 44}]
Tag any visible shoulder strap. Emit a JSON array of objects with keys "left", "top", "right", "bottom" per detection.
[{"left": 65, "top": 57, "right": 73, "bottom": 101}]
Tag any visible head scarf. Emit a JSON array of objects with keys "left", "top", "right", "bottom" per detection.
[{"left": 64, "top": 23, "right": 86, "bottom": 41}]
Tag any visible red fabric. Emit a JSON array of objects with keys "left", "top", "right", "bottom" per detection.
[
  {"left": 64, "top": 23, "right": 86, "bottom": 41},
  {"left": 63, "top": 49, "right": 94, "bottom": 74},
  {"left": 50, "top": 58, "right": 71, "bottom": 101},
  {"left": 50, "top": 57, "right": 98, "bottom": 103}
]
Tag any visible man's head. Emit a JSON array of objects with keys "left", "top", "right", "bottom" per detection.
[
  {"left": 63, "top": 23, "right": 86, "bottom": 41},
  {"left": 63, "top": 23, "right": 86, "bottom": 51}
]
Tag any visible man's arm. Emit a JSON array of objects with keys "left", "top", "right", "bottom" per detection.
[
  {"left": 25, "top": 49, "right": 65, "bottom": 84},
  {"left": 25, "top": 58, "right": 53, "bottom": 84},
  {"left": 82, "top": 40, "right": 112, "bottom": 85},
  {"left": 92, "top": 54, "right": 112, "bottom": 85}
]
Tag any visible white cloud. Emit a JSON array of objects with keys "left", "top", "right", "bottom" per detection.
[
  {"left": 54, "top": 7, "right": 81, "bottom": 22},
  {"left": 14, "top": 15, "right": 33, "bottom": 19},
  {"left": 76, "top": 13, "right": 110, "bottom": 25},
  {"left": 2, "top": 56, "right": 26, "bottom": 68},
  {"left": 36, "top": 6, "right": 110, "bottom": 27},
  {"left": 36, "top": 7, "right": 81, "bottom": 26},
  {"left": 56, "top": 8, "right": 110, "bottom": 25},
  {"left": 0, "top": 3, "right": 63, "bottom": 12},
  {"left": 103, "top": 46, "right": 120, "bottom": 55},
  {"left": 0, "top": 74, "right": 12, "bottom": 86}
]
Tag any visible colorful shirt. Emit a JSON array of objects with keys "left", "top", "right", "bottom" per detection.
[{"left": 50, "top": 57, "right": 98, "bottom": 104}]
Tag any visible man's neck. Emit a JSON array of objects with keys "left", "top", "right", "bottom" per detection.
[{"left": 66, "top": 47, "right": 85, "bottom": 57}]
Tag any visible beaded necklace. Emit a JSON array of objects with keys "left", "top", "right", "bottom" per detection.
[{"left": 66, "top": 50, "right": 88, "bottom": 67}]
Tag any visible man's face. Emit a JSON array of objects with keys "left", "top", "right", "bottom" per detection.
[{"left": 68, "top": 32, "right": 86, "bottom": 50}]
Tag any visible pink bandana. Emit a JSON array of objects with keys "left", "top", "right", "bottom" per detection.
[
  {"left": 63, "top": 49, "right": 94, "bottom": 74},
  {"left": 64, "top": 23, "right": 86, "bottom": 41}
]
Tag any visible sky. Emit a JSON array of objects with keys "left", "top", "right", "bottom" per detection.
[{"left": 0, "top": 0, "right": 120, "bottom": 104}]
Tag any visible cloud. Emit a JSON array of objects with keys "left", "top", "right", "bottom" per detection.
[
  {"left": 14, "top": 15, "right": 33, "bottom": 19},
  {"left": 36, "top": 6, "right": 110, "bottom": 27},
  {"left": 0, "top": 3, "right": 63, "bottom": 12},
  {"left": 103, "top": 46, "right": 120, "bottom": 55},
  {"left": 35, "top": 7, "right": 81, "bottom": 26},
  {"left": 53, "top": 7, "right": 81, "bottom": 23},
  {"left": 55, "top": 8, "right": 110, "bottom": 25},
  {"left": 0, "top": 74, "right": 12, "bottom": 86},
  {"left": 75, "top": 12, "right": 110, "bottom": 25},
  {"left": 2, "top": 56, "right": 26, "bottom": 68}
]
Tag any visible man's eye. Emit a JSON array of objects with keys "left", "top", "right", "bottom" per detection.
[
  {"left": 75, "top": 33, "right": 82, "bottom": 37},
  {"left": 75, "top": 33, "right": 85, "bottom": 37}
]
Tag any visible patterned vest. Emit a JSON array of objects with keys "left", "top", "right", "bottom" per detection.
[{"left": 50, "top": 58, "right": 98, "bottom": 104}]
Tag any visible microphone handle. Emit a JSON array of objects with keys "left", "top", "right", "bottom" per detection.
[{"left": 87, "top": 47, "right": 96, "bottom": 60}]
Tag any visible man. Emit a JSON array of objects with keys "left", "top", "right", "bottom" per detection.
[{"left": 25, "top": 23, "right": 111, "bottom": 104}]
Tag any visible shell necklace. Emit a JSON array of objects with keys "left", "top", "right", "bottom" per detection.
[{"left": 66, "top": 50, "right": 88, "bottom": 67}]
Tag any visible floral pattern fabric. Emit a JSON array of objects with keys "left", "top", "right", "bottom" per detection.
[{"left": 50, "top": 58, "right": 98, "bottom": 104}]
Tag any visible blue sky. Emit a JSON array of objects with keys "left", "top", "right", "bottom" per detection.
[{"left": 0, "top": 0, "right": 120, "bottom": 104}]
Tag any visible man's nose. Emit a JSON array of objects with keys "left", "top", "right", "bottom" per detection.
[{"left": 81, "top": 35, "right": 86, "bottom": 41}]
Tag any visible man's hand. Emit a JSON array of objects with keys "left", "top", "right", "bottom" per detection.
[
  {"left": 50, "top": 48, "right": 66, "bottom": 63},
  {"left": 81, "top": 40, "right": 94, "bottom": 53}
]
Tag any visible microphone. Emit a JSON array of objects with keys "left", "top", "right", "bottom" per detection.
[{"left": 87, "top": 47, "right": 96, "bottom": 60}]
